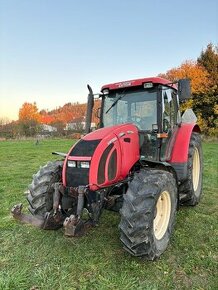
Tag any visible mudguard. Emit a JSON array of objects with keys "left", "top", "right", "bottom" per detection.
[{"left": 168, "top": 123, "right": 200, "bottom": 181}]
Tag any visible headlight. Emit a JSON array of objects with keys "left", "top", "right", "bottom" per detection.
[
  {"left": 79, "top": 161, "right": 90, "bottom": 168},
  {"left": 68, "top": 160, "right": 76, "bottom": 168}
]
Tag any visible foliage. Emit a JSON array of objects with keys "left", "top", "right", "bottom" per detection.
[
  {"left": 50, "top": 120, "right": 65, "bottom": 136},
  {"left": 159, "top": 45, "right": 218, "bottom": 136},
  {"left": 39, "top": 100, "right": 100, "bottom": 127},
  {"left": 197, "top": 43, "right": 218, "bottom": 89},
  {"left": 159, "top": 60, "right": 210, "bottom": 94},
  {"left": 0, "top": 117, "right": 10, "bottom": 126},
  {"left": 19, "top": 102, "right": 41, "bottom": 122},
  {"left": 0, "top": 139, "right": 217, "bottom": 290},
  {"left": 16, "top": 100, "right": 102, "bottom": 137},
  {"left": 0, "top": 121, "right": 20, "bottom": 139},
  {"left": 197, "top": 44, "right": 218, "bottom": 136},
  {"left": 18, "top": 102, "right": 41, "bottom": 137},
  {"left": 1, "top": 99, "right": 101, "bottom": 138},
  {"left": 39, "top": 114, "right": 55, "bottom": 125},
  {"left": 19, "top": 119, "right": 41, "bottom": 137}
]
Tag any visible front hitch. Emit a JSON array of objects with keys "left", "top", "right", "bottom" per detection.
[
  {"left": 11, "top": 203, "right": 95, "bottom": 236},
  {"left": 63, "top": 215, "right": 96, "bottom": 237},
  {"left": 11, "top": 203, "right": 64, "bottom": 230},
  {"left": 62, "top": 185, "right": 86, "bottom": 237},
  {"left": 63, "top": 185, "right": 95, "bottom": 237},
  {"left": 63, "top": 215, "right": 85, "bottom": 237},
  {"left": 11, "top": 185, "right": 93, "bottom": 236},
  {"left": 11, "top": 182, "right": 66, "bottom": 230},
  {"left": 11, "top": 203, "right": 44, "bottom": 228},
  {"left": 11, "top": 185, "right": 105, "bottom": 237}
]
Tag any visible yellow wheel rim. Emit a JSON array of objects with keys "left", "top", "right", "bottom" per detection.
[
  {"left": 153, "top": 190, "right": 171, "bottom": 240},
  {"left": 192, "top": 147, "right": 200, "bottom": 192}
]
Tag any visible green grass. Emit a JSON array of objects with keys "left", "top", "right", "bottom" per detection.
[{"left": 0, "top": 139, "right": 217, "bottom": 290}]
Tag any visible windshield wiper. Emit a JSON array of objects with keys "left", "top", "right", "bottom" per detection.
[{"left": 105, "top": 90, "right": 127, "bottom": 114}]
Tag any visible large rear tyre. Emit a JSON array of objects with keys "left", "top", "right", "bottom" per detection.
[
  {"left": 119, "top": 169, "right": 177, "bottom": 260},
  {"left": 27, "top": 161, "right": 63, "bottom": 217},
  {"left": 179, "top": 132, "right": 203, "bottom": 206}
]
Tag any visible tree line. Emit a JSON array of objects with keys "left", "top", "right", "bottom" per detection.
[
  {"left": 0, "top": 43, "right": 217, "bottom": 138},
  {"left": 0, "top": 101, "right": 100, "bottom": 138}
]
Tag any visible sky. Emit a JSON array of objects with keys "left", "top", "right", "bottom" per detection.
[{"left": 0, "top": 0, "right": 217, "bottom": 121}]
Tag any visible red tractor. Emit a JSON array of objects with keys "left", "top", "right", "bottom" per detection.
[{"left": 12, "top": 77, "right": 203, "bottom": 260}]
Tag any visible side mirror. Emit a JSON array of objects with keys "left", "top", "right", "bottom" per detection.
[{"left": 178, "top": 79, "right": 191, "bottom": 101}]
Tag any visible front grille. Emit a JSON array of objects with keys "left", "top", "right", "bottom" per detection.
[
  {"left": 66, "top": 167, "right": 89, "bottom": 187},
  {"left": 67, "top": 139, "right": 101, "bottom": 187}
]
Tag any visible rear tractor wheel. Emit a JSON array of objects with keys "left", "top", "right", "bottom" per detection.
[
  {"left": 27, "top": 161, "right": 63, "bottom": 217},
  {"left": 179, "top": 132, "right": 203, "bottom": 206},
  {"left": 119, "top": 169, "right": 177, "bottom": 260}
]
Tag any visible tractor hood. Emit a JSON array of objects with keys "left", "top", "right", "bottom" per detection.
[
  {"left": 63, "top": 124, "right": 140, "bottom": 191},
  {"left": 83, "top": 124, "right": 128, "bottom": 140}
]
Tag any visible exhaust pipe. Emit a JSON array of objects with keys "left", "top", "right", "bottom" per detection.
[{"left": 84, "top": 84, "right": 94, "bottom": 134}]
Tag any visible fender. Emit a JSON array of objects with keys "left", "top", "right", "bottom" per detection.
[{"left": 168, "top": 123, "right": 200, "bottom": 181}]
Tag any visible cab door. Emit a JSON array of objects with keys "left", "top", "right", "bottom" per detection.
[{"left": 160, "top": 88, "right": 180, "bottom": 161}]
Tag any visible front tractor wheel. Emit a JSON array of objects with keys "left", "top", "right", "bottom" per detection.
[
  {"left": 119, "top": 169, "right": 177, "bottom": 260},
  {"left": 27, "top": 161, "right": 63, "bottom": 217}
]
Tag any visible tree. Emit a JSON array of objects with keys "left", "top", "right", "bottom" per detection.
[
  {"left": 40, "top": 114, "right": 55, "bottom": 125},
  {"left": 18, "top": 102, "right": 41, "bottom": 136},
  {"left": 197, "top": 44, "right": 218, "bottom": 136},
  {"left": 19, "top": 102, "right": 40, "bottom": 122},
  {"left": 197, "top": 43, "right": 218, "bottom": 89},
  {"left": 0, "top": 121, "right": 20, "bottom": 139},
  {"left": 0, "top": 117, "right": 10, "bottom": 126},
  {"left": 50, "top": 120, "right": 65, "bottom": 136}
]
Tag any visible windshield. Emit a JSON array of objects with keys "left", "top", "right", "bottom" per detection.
[{"left": 102, "top": 88, "right": 157, "bottom": 131}]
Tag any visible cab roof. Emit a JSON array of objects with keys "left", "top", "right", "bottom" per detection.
[{"left": 101, "top": 77, "right": 177, "bottom": 91}]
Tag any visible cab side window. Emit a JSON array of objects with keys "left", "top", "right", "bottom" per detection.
[{"left": 162, "top": 89, "right": 177, "bottom": 132}]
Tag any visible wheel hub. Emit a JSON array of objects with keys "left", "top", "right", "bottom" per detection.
[
  {"left": 153, "top": 190, "right": 171, "bottom": 240},
  {"left": 192, "top": 147, "right": 200, "bottom": 192}
]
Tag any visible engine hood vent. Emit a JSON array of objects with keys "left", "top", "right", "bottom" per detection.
[{"left": 69, "top": 139, "right": 101, "bottom": 157}]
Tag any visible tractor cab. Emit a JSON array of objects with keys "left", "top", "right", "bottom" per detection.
[{"left": 96, "top": 77, "right": 191, "bottom": 162}]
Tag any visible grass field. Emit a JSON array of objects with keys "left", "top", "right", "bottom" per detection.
[{"left": 0, "top": 139, "right": 217, "bottom": 290}]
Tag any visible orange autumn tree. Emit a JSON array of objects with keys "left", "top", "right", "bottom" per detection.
[
  {"left": 45, "top": 101, "right": 101, "bottom": 129},
  {"left": 19, "top": 102, "right": 41, "bottom": 136},
  {"left": 158, "top": 60, "right": 210, "bottom": 95},
  {"left": 19, "top": 102, "right": 41, "bottom": 122},
  {"left": 39, "top": 114, "right": 55, "bottom": 125}
]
